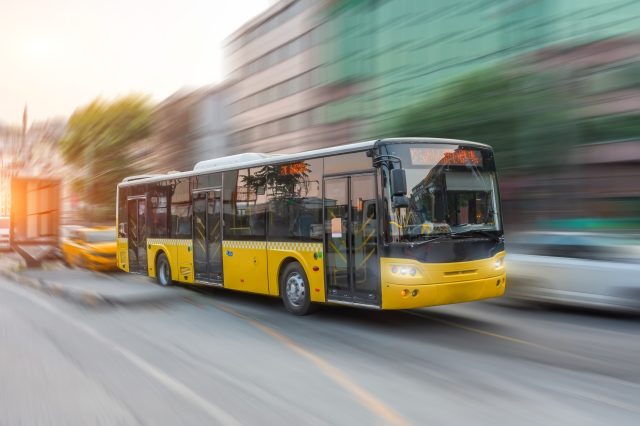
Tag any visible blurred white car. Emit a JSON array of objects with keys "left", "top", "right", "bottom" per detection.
[{"left": 506, "top": 232, "right": 640, "bottom": 312}]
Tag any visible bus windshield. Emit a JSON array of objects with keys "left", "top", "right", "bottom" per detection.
[{"left": 381, "top": 143, "right": 501, "bottom": 242}]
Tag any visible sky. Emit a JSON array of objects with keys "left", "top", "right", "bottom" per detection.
[{"left": 0, "top": 0, "right": 271, "bottom": 123}]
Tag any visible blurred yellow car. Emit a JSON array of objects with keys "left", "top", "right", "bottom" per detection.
[{"left": 61, "top": 227, "right": 117, "bottom": 271}]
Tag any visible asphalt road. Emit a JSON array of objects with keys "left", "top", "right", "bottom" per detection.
[{"left": 1, "top": 271, "right": 639, "bottom": 425}]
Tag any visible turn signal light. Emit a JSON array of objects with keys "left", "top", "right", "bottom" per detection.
[{"left": 400, "top": 289, "right": 409, "bottom": 297}]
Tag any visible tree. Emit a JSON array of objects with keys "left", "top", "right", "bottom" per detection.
[
  {"left": 391, "top": 66, "right": 576, "bottom": 171},
  {"left": 60, "top": 95, "right": 152, "bottom": 222},
  {"left": 242, "top": 163, "right": 310, "bottom": 199}
]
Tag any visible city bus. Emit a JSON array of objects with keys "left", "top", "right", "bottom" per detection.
[{"left": 116, "top": 138, "right": 506, "bottom": 315}]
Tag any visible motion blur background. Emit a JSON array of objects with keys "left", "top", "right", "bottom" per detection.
[
  {"left": 1, "top": 0, "right": 639, "bottom": 303},
  {"left": 1, "top": 2, "right": 640, "bottom": 424}
]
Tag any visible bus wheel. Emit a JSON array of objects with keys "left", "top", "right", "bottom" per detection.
[
  {"left": 281, "top": 262, "right": 315, "bottom": 315},
  {"left": 156, "top": 253, "right": 173, "bottom": 286}
]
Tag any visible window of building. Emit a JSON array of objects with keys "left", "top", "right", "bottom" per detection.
[
  {"left": 265, "top": 120, "right": 278, "bottom": 138},
  {"left": 291, "top": 112, "right": 305, "bottom": 132},
  {"left": 310, "top": 106, "right": 323, "bottom": 126},
  {"left": 227, "top": 1, "right": 315, "bottom": 55}
]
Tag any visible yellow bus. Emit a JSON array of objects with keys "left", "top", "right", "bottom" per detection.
[{"left": 116, "top": 138, "right": 506, "bottom": 315}]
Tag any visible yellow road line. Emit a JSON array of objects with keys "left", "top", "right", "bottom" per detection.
[
  {"left": 405, "top": 310, "right": 640, "bottom": 413},
  {"left": 215, "top": 303, "right": 411, "bottom": 426},
  {"left": 405, "top": 310, "right": 625, "bottom": 368},
  {"left": 406, "top": 310, "right": 542, "bottom": 348}
]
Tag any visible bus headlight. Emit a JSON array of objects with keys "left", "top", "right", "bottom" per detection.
[
  {"left": 494, "top": 257, "right": 504, "bottom": 269},
  {"left": 390, "top": 265, "right": 419, "bottom": 277}
]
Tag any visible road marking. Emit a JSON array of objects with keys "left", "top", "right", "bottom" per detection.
[
  {"left": 405, "top": 310, "right": 603, "bottom": 361},
  {"left": 405, "top": 310, "right": 546, "bottom": 348},
  {"left": 214, "top": 302, "right": 411, "bottom": 426},
  {"left": 404, "top": 310, "right": 640, "bottom": 414},
  {"left": 0, "top": 280, "right": 241, "bottom": 426}
]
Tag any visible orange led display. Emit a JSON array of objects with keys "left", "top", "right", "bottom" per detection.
[
  {"left": 410, "top": 148, "right": 482, "bottom": 166},
  {"left": 280, "top": 162, "right": 309, "bottom": 175}
]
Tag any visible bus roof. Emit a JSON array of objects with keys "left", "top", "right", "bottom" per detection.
[{"left": 118, "top": 137, "right": 490, "bottom": 187}]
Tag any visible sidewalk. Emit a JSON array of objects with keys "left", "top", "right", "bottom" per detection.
[
  {"left": 0, "top": 253, "right": 26, "bottom": 272},
  {"left": 0, "top": 255, "right": 190, "bottom": 307}
]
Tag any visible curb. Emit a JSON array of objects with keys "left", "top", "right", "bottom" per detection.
[
  {"left": 0, "top": 263, "right": 188, "bottom": 308},
  {"left": 0, "top": 269, "right": 105, "bottom": 307}
]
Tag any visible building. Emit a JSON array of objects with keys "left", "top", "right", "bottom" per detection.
[
  {"left": 320, "top": 0, "right": 640, "bottom": 139},
  {"left": 224, "top": 0, "right": 360, "bottom": 155},
  {"left": 0, "top": 117, "right": 66, "bottom": 217},
  {"left": 223, "top": 0, "right": 640, "bottom": 229},
  {"left": 225, "top": 0, "right": 640, "bottom": 151},
  {"left": 133, "top": 85, "right": 230, "bottom": 174}
]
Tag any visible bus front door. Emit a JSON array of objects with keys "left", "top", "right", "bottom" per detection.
[
  {"left": 127, "top": 197, "right": 147, "bottom": 274},
  {"left": 193, "top": 190, "right": 223, "bottom": 283},
  {"left": 324, "top": 174, "right": 379, "bottom": 305}
]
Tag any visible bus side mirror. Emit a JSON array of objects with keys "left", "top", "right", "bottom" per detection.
[
  {"left": 392, "top": 195, "right": 409, "bottom": 209},
  {"left": 390, "top": 169, "right": 407, "bottom": 196}
]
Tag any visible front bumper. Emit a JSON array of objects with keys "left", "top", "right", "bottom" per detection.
[
  {"left": 380, "top": 252, "right": 506, "bottom": 309},
  {"left": 382, "top": 273, "right": 506, "bottom": 309},
  {"left": 86, "top": 255, "right": 118, "bottom": 271}
]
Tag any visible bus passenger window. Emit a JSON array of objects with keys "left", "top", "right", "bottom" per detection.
[{"left": 172, "top": 204, "right": 191, "bottom": 238}]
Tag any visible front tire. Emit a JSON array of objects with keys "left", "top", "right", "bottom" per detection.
[
  {"left": 281, "top": 262, "right": 315, "bottom": 315},
  {"left": 156, "top": 253, "right": 173, "bottom": 286}
]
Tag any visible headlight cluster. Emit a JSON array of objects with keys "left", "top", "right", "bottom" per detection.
[
  {"left": 493, "top": 257, "right": 505, "bottom": 269},
  {"left": 391, "top": 265, "right": 418, "bottom": 276}
]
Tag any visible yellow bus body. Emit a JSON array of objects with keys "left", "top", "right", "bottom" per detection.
[{"left": 117, "top": 239, "right": 504, "bottom": 309}]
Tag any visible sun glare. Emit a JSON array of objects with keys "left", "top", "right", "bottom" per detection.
[{"left": 23, "top": 37, "right": 60, "bottom": 60}]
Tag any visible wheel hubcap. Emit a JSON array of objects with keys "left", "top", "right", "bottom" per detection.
[
  {"left": 285, "top": 272, "right": 305, "bottom": 307},
  {"left": 159, "top": 261, "right": 168, "bottom": 285}
]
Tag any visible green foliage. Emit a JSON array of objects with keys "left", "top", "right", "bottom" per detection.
[
  {"left": 59, "top": 95, "right": 152, "bottom": 221},
  {"left": 242, "top": 164, "right": 310, "bottom": 199},
  {"left": 391, "top": 66, "right": 577, "bottom": 171},
  {"left": 579, "top": 114, "right": 640, "bottom": 144}
]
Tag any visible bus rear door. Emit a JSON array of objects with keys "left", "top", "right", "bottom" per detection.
[
  {"left": 192, "top": 189, "right": 223, "bottom": 283},
  {"left": 127, "top": 197, "right": 147, "bottom": 274}
]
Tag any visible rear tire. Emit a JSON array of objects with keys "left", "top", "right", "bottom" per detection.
[
  {"left": 281, "top": 262, "right": 316, "bottom": 315},
  {"left": 156, "top": 253, "right": 173, "bottom": 286}
]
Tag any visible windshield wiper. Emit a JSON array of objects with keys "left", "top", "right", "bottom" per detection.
[
  {"left": 452, "top": 229, "right": 501, "bottom": 242},
  {"left": 404, "top": 234, "right": 451, "bottom": 245}
]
